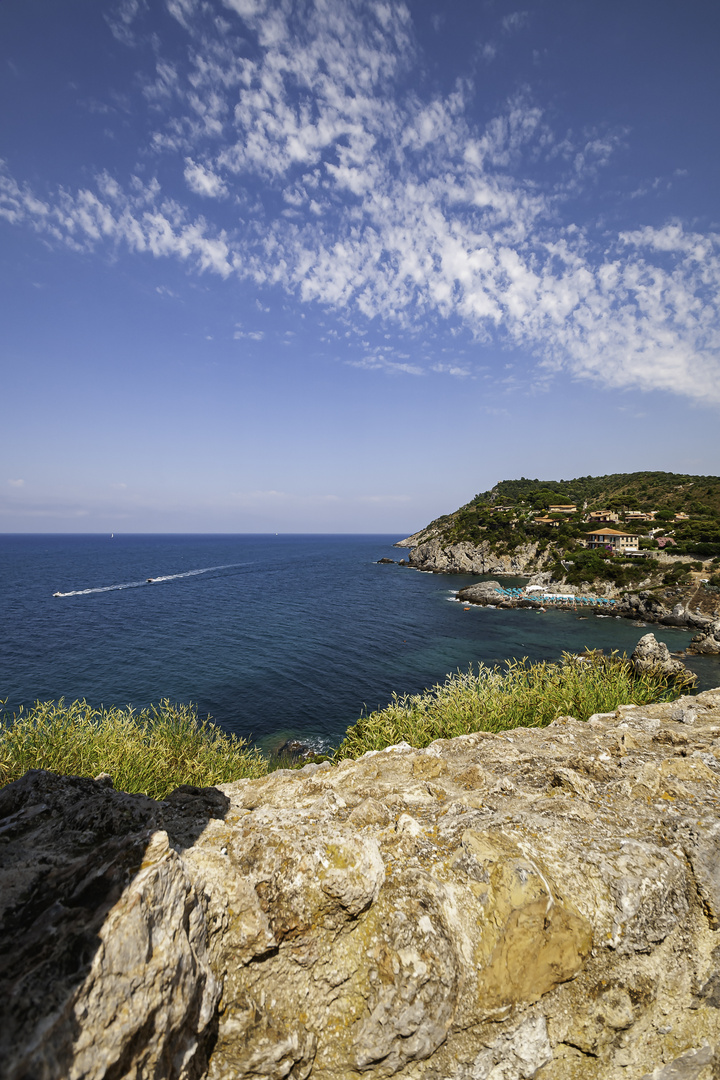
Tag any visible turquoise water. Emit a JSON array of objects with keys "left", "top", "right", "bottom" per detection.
[{"left": 1, "top": 533, "right": 717, "bottom": 751}]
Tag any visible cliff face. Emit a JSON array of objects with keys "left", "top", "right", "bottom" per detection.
[
  {"left": 403, "top": 537, "right": 551, "bottom": 576},
  {"left": 5, "top": 685, "right": 720, "bottom": 1078}
]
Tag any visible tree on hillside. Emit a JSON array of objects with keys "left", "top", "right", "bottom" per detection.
[{"left": 532, "top": 489, "right": 566, "bottom": 509}]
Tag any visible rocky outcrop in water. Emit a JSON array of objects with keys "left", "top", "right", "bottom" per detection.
[
  {"left": 395, "top": 531, "right": 720, "bottom": 638},
  {"left": 5, "top": 686, "right": 720, "bottom": 1078},
  {"left": 433, "top": 560, "right": 720, "bottom": 637},
  {"left": 456, "top": 580, "right": 504, "bottom": 604},
  {"left": 630, "top": 632, "right": 694, "bottom": 680},
  {"left": 689, "top": 620, "right": 720, "bottom": 656}
]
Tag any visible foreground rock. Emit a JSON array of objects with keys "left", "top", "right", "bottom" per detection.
[
  {"left": 6, "top": 688, "right": 720, "bottom": 1078},
  {"left": 456, "top": 579, "right": 504, "bottom": 604}
]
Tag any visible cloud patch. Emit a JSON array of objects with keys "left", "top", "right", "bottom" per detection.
[
  {"left": 184, "top": 158, "right": 228, "bottom": 198},
  {"left": 1, "top": 0, "right": 719, "bottom": 404}
]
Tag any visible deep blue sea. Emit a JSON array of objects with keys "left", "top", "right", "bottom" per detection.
[{"left": 1, "top": 534, "right": 718, "bottom": 752}]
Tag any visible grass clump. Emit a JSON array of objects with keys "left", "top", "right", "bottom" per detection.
[
  {"left": 0, "top": 651, "right": 700, "bottom": 791},
  {"left": 0, "top": 698, "right": 268, "bottom": 801},
  {"left": 335, "top": 651, "right": 697, "bottom": 759}
]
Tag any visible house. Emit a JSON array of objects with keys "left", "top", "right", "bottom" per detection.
[
  {"left": 534, "top": 516, "right": 560, "bottom": 527},
  {"left": 587, "top": 510, "right": 620, "bottom": 524},
  {"left": 586, "top": 528, "right": 639, "bottom": 553},
  {"left": 548, "top": 504, "right": 577, "bottom": 514},
  {"left": 624, "top": 511, "right": 655, "bottom": 522}
]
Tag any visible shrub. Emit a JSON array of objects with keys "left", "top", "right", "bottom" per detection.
[
  {"left": 334, "top": 651, "right": 696, "bottom": 759},
  {"left": 662, "top": 562, "right": 696, "bottom": 586},
  {"left": 0, "top": 698, "right": 268, "bottom": 800}
]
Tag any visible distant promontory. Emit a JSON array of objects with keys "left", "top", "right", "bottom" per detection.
[{"left": 395, "top": 471, "right": 720, "bottom": 654}]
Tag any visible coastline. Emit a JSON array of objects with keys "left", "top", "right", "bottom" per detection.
[{"left": 393, "top": 537, "right": 720, "bottom": 658}]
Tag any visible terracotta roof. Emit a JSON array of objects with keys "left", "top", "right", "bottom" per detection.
[{"left": 589, "top": 528, "right": 634, "bottom": 537}]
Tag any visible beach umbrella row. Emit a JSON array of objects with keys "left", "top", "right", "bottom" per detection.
[{"left": 492, "top": 587, "right": 616, "bottom": 606}]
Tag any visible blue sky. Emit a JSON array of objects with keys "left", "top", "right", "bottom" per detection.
[{"left": 2, "top": 0, "right": 719, "bottom": 533}]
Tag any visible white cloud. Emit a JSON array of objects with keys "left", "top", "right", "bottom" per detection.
[
  {"left": 106, "top": 0, "right": 147, "bottom": 45},
  {"left": 184, "top": 158, "right": 228, "bottom": 198},
  {"left": 233, "top": 328, "right": 264, "bottom": 339},
  {"left": 2, "top": 0, "right": 720, "bottom": 404},
  {"left": 501, "top": 11, "right": 529, "bottom": 33},
  {"left": 0, "top": 164, "right": 235, "bottom": 276},
  {"left": 8, "top": 478, "right": 25, "bottom": 487},
  {"left": 345, "top": 356, "right": 425, "bottom": 378},
  {"left": 432, "top": 363, "right": 472, "bottom": 378}
]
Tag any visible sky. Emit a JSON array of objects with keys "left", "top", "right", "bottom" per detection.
[{"left": 1, "top": 0, "right": 719, "bottom": 533}]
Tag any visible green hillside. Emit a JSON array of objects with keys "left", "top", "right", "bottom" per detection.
[
  {"left": 483, "top": 472, "right": 720, "bottom": 516},
  {"left": 417, "top": 472, "right": 720, "bottom": 574}
]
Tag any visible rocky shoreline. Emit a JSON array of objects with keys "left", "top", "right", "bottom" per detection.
[
  {"left": 393, "top": 536, "right": 720, "bottom": 657},
  {"left": 455, "top": 579, "right": 720, "bottom": 657}
]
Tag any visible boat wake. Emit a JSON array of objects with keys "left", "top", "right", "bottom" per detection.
[{"left": 52, "top": 563, "right": 246, "bottom": 597}]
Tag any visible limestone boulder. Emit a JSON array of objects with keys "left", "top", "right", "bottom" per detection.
[
  {"left": 408, "top": 540, "right": 544, "bottom": 575},
  {"left": 0, "top": 772, "right": 222, "bottom": 1080},
  {"left": 631, "top": 632, "right": 695, "bottom": 680},
  {"left": 457, "top": 580, "right": 503, "bottom": 604},
  {"left": 6, "top": 689, "right": 720, "bottom": 1077}
]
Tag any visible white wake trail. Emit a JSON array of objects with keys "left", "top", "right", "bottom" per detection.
[{"left": 52, "top": 563, "right": 244, "bottom": 597}]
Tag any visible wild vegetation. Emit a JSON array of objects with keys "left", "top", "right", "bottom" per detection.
[
  {"left": 335, "top": 652, "right": 697, "bottom": 759},
  {"left": 550, "top": 550, "right": 651, "bottom": 590},
  {"left": 485, "top": 472, "right": 720, "bottom": 517},
  {"left": 1, "top": 650, "right": 697, "bottom": 794},
  {"left": 0, "top": 698, "right": 267, "bottom": 800}
]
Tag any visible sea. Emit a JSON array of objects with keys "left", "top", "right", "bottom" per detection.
[{"left": 1, "top": 533, "right": 718, "bottom": 754}]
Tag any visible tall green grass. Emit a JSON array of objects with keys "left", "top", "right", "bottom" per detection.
[
  {"left": 0, "top": 699, "right": 268, "bottom": 800},
  {"left": 0, "top": 652, "right": 698, "bottom": 793},
  {"left": 334, "top": 651, "right": 697, "bottom": 759}
]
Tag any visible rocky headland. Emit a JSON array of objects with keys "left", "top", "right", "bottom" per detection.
[{"left": 5, "top": 670, "right": 720, "bottom": 1078}]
